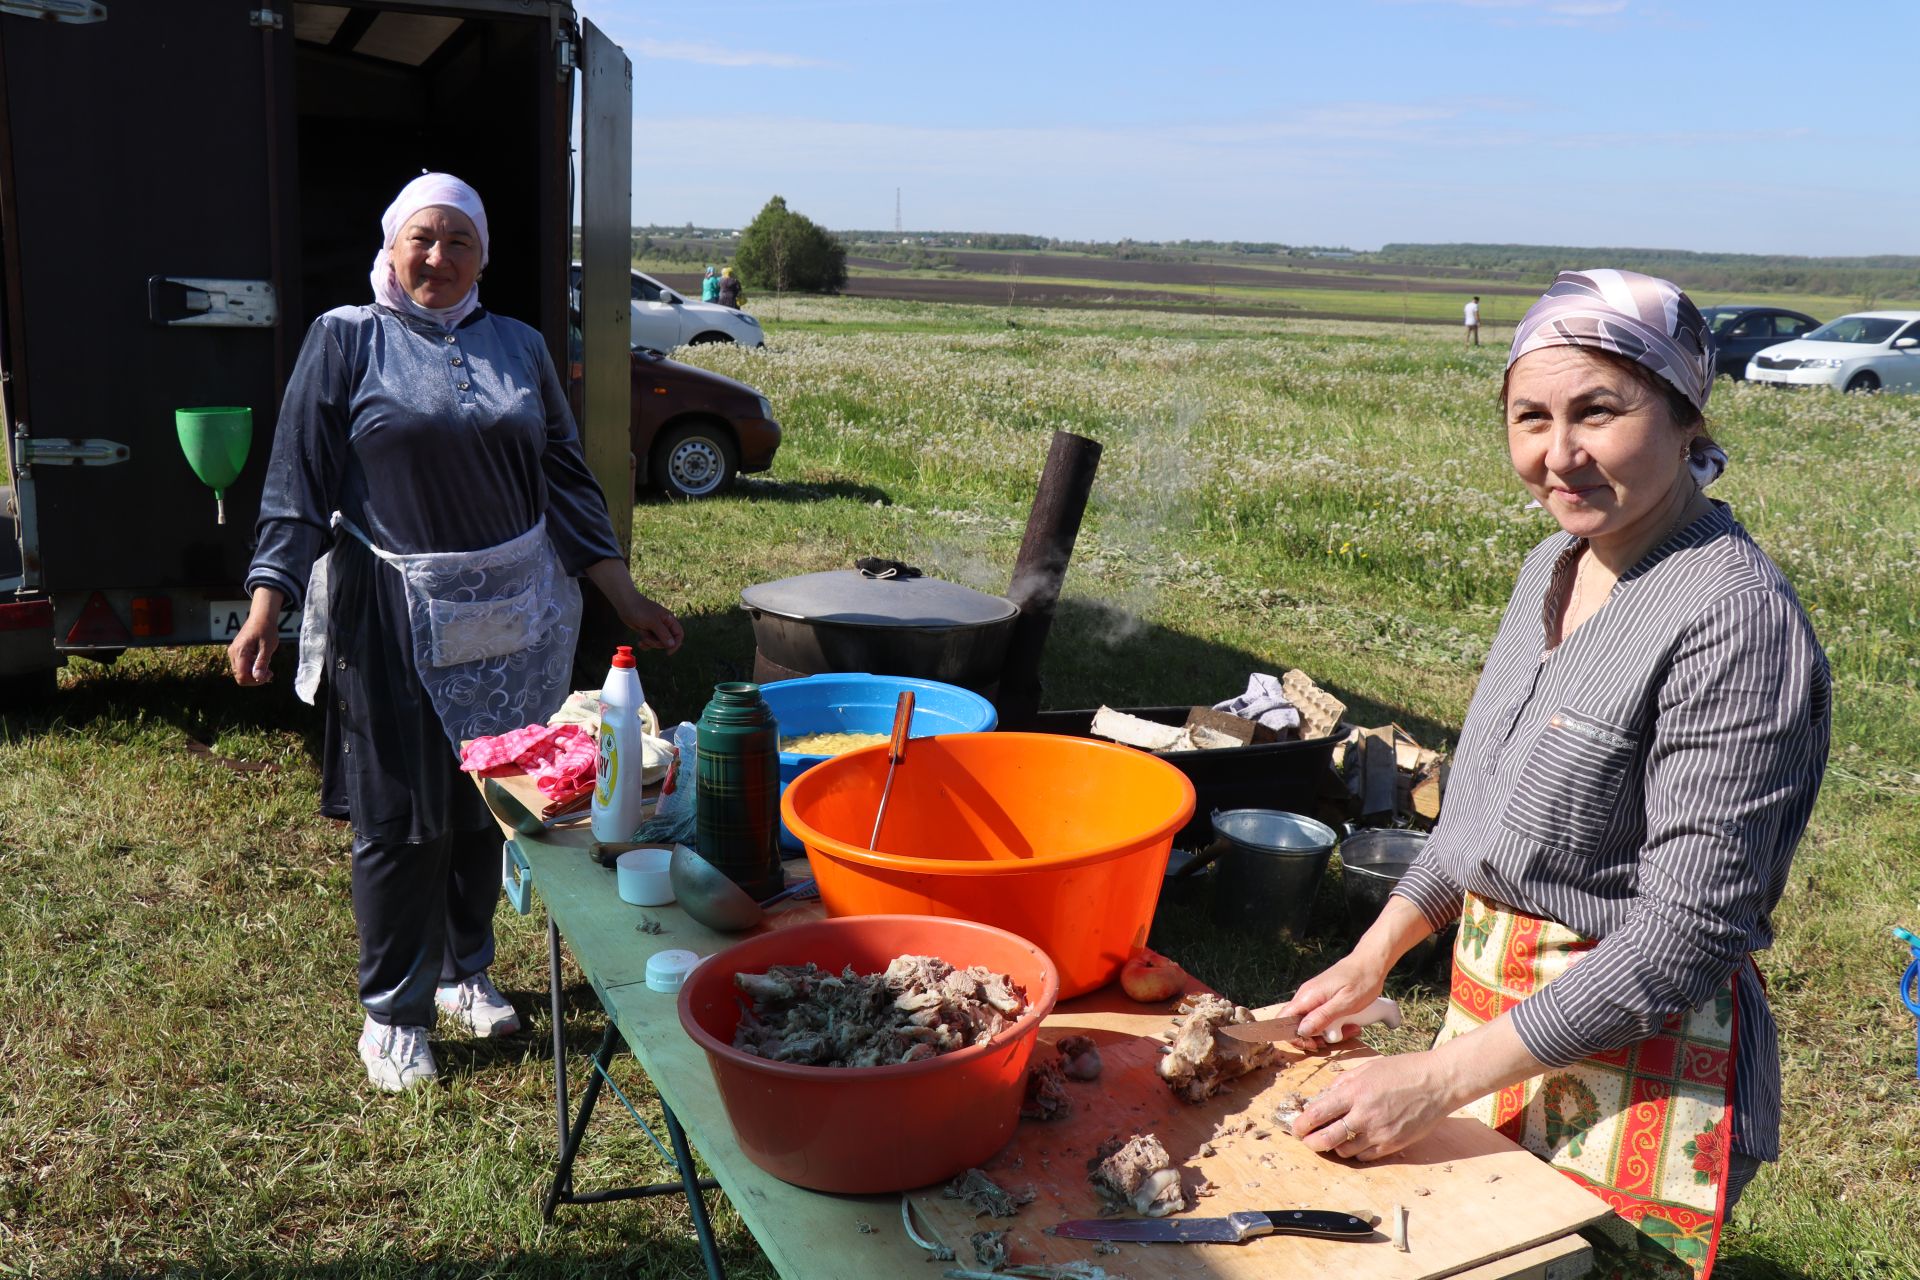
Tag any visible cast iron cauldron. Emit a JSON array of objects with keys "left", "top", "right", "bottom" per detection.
[{"left": 741, "top": 570, "right": 1019, "bottom": 693}]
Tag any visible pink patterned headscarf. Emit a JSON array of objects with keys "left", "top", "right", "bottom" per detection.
[
  {"left": 1508, "top": 268, "right": 1728, "bottom": 489},
  {"left": 369, "top": 172, "right": 490, "bottom": 330},
  {"left": 1508, "top": 269, "right": 1714, "bottom": 413}
]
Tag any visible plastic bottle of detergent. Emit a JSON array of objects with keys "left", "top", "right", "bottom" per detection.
[{"left": 592, "top": 646, "right": 648, "bottom": 842}]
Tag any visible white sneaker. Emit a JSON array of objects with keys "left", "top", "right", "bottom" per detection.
[
  {"left": 435, "top": 971, "right": 522, "bottom": 1038},
  {"left": 358, "top": 1017, "right": 438, "bottom": 1092}
]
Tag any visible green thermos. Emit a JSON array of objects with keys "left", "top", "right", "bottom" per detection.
[{"left": 695, "top": 682, "right": 784, "bottom": 900}]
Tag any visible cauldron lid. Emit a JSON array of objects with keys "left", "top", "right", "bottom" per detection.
[{"left": 741, "top": 570, "right": 1018, "bottom": 630}]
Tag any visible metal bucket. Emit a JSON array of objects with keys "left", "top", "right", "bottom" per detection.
[
  {"left": 1337, "top": 827, "right": 1452, "bottom": 970},
  {"left": 1208, "top": 808, "right": 1338, "bottom": 938}
]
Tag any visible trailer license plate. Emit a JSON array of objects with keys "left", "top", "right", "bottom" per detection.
[{"left": 209, "top": 601, "right": 300, "bottom": 641}]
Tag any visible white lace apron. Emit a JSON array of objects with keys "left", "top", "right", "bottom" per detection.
[{"left": 294, "top": 514, "right": 582, "bottom": 755}]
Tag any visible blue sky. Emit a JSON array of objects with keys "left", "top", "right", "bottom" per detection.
[{"left": 574, "top": 0, "right": 1920, "bottom": 257}]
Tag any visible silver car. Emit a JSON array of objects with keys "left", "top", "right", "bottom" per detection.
[
  {"left": 569, "top": 264, "right": 765, "bottom": 350},
  {"left": 1746, "top": 311, "right": 1920, "bottom": 393}
]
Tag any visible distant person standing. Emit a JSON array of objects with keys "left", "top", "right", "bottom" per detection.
[
  {"left": 701, "top": 264, "right": 720, "bottom": 303},
  {"left": 718, "top": 266, "right": 744, "bottom": 309},
  {"left": 1465, "top": 295, "right": 1482, "bottom": 346}
]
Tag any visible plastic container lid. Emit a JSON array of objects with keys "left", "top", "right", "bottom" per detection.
[
  {"left": 646, "top": 948, "right": 701, "bottom": 993},
  {"left": 610, "top": 645, "right": 636, "bottom": 669}
]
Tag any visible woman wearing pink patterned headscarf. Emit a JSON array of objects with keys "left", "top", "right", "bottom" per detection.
[
  {"left": 231, "top": 173, "right": 684, "bottom": 1093},
  {"left": 1281, "top": 270, "right": 1829, "bottom": 1278}
]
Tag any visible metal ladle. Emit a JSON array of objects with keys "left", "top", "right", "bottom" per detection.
[
  {"left": 669, "top": 845, "right": 815, "bottom": 933},
  {"left": 664, "top": 694, "right": 915, "bottom": 930}
]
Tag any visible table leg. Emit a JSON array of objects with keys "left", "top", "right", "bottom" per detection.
[
  {"left": 665, "top": 1098, "right": 727, "bottom": 1280},
  {"left": 539, "top": 912, "right": 725, "bottom": 1253},
  {"left": 542, "top": 1022, "right": 618, "bottom": 1219},
  {"left": 548, "top": 911, "right": 569, "bottom": 1150}
]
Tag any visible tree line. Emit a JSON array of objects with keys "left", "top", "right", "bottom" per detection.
[
  {"left": 1375, "top": 243, "right": 1920, "bottom": 302},
  {"left": 631, "top": 199, "right": 848, "bottom": 294}
]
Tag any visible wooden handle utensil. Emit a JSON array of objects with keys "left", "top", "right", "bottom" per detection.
[{"left": 868, "top": 691, "right": 915, "bottom": 849}]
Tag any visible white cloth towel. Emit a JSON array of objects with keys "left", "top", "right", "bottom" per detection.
[{"left": 1212, "top": 673, "right": 1302, "bottom": 734}]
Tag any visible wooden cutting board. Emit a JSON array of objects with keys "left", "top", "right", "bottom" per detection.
[{"left": 906, "top": 991, "right": 1610, "bottom": 1280}]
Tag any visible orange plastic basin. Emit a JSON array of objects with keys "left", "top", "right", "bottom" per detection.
[
  {"left": 676, "top": 914, "right": 1059, "bottom": 1193},
  {"left": 781, "top": 732, "right": 1196, "bottom": 997}
]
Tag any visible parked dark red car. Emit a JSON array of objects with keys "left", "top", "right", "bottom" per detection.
[{"left": 568, "top": 326, "right": 781, "bottom": 498}]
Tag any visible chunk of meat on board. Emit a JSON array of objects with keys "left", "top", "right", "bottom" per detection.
[{"left": 1156, "top": 993, "right": 1277, "bottom": 1104}]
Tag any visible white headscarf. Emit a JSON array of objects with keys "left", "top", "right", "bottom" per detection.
[{"left": 369, "top": 172, "right": 490, "bottom": 330}]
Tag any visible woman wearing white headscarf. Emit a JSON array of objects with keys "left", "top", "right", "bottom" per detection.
[
  {"left": 1279, "top": 271, "right": 1829, "bottom": 1278},
  {"left": 229, "top": 173, "right": 682, "bottom": 1091}
]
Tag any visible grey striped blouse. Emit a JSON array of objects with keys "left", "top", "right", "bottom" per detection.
[{"left": 1393, "top": 500, "right": 1831, "bottom": 1162}]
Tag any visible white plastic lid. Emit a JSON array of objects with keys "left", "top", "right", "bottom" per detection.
[{"left": 645, "top": 948, "right": 701, "bottom": 993}]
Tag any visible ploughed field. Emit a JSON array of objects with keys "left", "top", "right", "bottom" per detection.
[
  {"left": 649, "top": 244, "right": 1866, "bottom": 328},
  {"left": 652, "top": 250, "right": 1543, "bottom": 327},
  {"left": 3, "top": 297, "right": 1915, "bottom": 1278},
  {"left": 842, "top": 251, "right": 1546, "bottom": 295}
]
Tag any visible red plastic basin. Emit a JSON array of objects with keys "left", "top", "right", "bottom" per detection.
[
  {"left": 781, "top": 732, "right": 1196, "bottom": 997},
  {"left": 676, "top": 914, "right": 1060, "bottom": 1194}
]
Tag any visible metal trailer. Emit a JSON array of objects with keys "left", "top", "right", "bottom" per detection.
[{"left": 0, "top": 0, "right": 634, "bottom": 698}]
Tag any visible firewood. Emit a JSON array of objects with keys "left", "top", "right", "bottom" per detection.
[
  {"left": 1183, "top": 706, "right": 1258, "bottom": 745},
  {"left": 1391, "top": 727, "right": 1427, "bottom": 774},
  {"left": 1411, "top": 760, "right": 1449, "bottom": 822},
  {"left": 1090, "top": 707, "right": 1188, "bottom": 752},
  {"left": 1187, "top": 724, "right": 1243, "bottom": 750},
  {"left": 1335, "top": 725, "right": 1367, "bottom": 804},
  {"left": 1360, "top": 727, "right": 1398, "bottom": 819}
]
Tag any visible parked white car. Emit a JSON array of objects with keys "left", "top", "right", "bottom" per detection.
[
  {"left": 569, "top": 264, "right": 764, "bottom": 351},
  {"left": 1746, "top": 311, "right": 1920, "bottom": 393}
]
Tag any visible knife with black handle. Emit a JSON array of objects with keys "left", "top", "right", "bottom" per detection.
[{"left": 1049, "top": 1208, "right": 1376, "bottom": 1244}]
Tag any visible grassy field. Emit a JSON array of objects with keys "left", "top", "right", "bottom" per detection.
[{"left": 5, "top": 297, "right": 1918, "bottom": 1278}]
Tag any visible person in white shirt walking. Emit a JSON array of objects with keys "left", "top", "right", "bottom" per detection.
[{"left": 1464, "top": 295, "right": 1482, "bottom": 346}]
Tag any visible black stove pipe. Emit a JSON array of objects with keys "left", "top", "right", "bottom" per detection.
[{"left": 996, "top": 430, "right": 1102, "bottom": 727}]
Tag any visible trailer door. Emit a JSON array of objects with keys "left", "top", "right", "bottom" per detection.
[
  {"left": 575, "top": 16, "right": 632, "bottom": 554},
  {"left": 0, "top": 4, "right": 289, "bottom": 621}
]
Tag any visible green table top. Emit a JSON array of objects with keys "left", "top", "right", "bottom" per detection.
[{"left": 505, "top": 824, "right": 944, "bottom": 1278}]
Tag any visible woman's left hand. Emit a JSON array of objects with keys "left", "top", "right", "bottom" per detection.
[
  {"left": 584, "top": 558, "right": 685, "bottom": 653},
  {"left": 1291, "top": 1051, "right": 1460, "bottom": 1162},
  {"left": 619, "top": 592, "right": 684, "bottom": 653}
]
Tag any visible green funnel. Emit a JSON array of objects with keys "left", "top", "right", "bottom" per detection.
[{"left": 175, "top": 406, "right": 253, "bottom": 524}]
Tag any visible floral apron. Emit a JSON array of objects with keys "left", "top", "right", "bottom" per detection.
[
  {"left": 1433, "top": 893, "right": 1738, "bottom": 1280},
  {"left": 293, "top": 513, "right": 581, "bottom": 756}
]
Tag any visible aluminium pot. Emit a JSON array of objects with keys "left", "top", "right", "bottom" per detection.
[
  {"left": 1338, "top": 827, "right": 1453, "bottom": 971},
  {"left": 741, "top": 570, "right": 1019, "bottom": 692}
]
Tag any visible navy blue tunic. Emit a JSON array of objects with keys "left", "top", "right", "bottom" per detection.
[{"left": 247, "top": 305, "right": 623, "bottom": 843}]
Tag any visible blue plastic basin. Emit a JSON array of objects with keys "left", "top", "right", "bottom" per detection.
[{"left": 761, "top": 674, "right": 998, "bottom": 852}]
